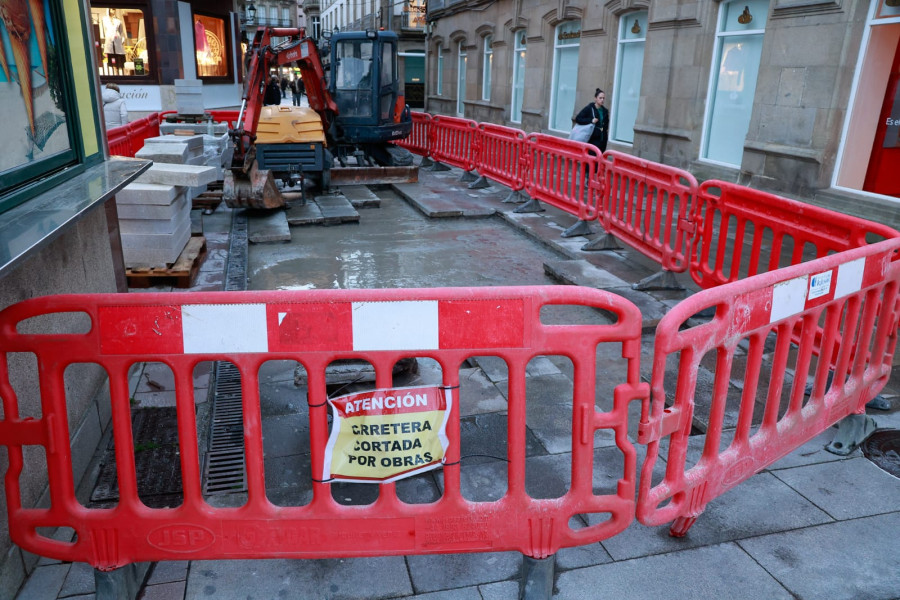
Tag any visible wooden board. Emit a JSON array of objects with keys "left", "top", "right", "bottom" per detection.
[{"left": 126, "top": 237, "right": 207, "bottom": 289}]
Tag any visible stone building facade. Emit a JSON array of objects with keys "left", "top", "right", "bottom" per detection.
[{"left": 425, "top": 0, "right": 900, "bottom": 226}]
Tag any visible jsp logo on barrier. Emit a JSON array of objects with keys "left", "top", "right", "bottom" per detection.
[{"left": 323, "top": 385, "right": 453, "bottom": 483}]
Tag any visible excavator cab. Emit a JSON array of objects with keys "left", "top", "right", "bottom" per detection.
[{"left": 327, "top": 30, "right": 412, "bottom": 166}]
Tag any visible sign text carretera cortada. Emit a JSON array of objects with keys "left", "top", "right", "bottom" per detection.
[{"left": 323, "top": 385, "right": 452, "bottom": 483}]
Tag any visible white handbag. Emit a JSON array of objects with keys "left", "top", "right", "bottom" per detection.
[{"left": 569, "top": 123, "right": 594, "bottom": 143}]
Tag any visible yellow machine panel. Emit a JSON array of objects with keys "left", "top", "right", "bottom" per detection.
[{"left": 256, "top": 106, "right": 327, "bottom": 144}]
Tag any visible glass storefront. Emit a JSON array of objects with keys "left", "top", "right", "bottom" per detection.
[{"left": 90, "top": 5, "right": 150, "bottom": 77}]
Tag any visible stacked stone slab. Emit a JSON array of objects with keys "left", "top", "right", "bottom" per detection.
[
  {"left": 157, "top": 123, "right": 235, "bottom": 181},
  {"left": 117, "top": 164, "right": 218, "bottom": 268},
  {"left": 174, "top": 79, "right": 204, "bottom": 117}
]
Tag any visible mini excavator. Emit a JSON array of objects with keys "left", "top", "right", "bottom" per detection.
[{"left": 224, "top": 27, "right": 415, "bottom": 209}]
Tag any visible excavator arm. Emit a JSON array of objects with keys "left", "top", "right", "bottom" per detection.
[{"left": 233, "top": 27, "right": 338, "bottom": 169}]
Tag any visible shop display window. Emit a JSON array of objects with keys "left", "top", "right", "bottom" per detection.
[
  {"left": 90, "top": 5, "right": 151, "bottom": 78},
  {"left": 1, "top": 0, "right": 78, "bottom": 209},
  {"left": 194, "top": 13, "right": 229, "bottom": 79}
]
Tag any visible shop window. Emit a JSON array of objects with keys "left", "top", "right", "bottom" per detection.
[
  {"left": 549, "top": 21, "right": 581, "bottom": 132},
  {"left": 457, "top": 41, "right": 467, "bottom": 116},
  {"left": 90, "top": 5, "right": 152, "bottom": 78},
  {"left": 193, "top": 13, "right": 230, "bottom": 79},
  {"left": 612, "top": 11, "right": 647, "bottom": 144},
  {"left": 482, "top": 35, "right": 493, "bottom": 102},
  {"left": 511, "top": 30, "right": 526, "bottom": 123},
  {"left": 1, "top": 0, "right": 79, "bottom": 210},
  {"left": 701, "top": 0, "right": 769, "bottom": 166}
]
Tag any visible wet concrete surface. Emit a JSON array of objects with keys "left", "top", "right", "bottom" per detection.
[{"left": 247, "top": 187, "right": 563, "bottom": 291}]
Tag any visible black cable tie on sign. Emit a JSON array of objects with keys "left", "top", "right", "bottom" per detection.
[
  {"left": 442, "top": 454, "right": 510, "bottom": 467},
  {"left": 311, "top": 477, "right": 335, "bottom": 483},
  {"left": 442, "top": 385, "right": 460, "bottom": 391},
  {"left": 307, "top": 400, "right": 328, "bottom": 408}
]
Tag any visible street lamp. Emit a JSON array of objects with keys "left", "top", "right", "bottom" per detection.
[{"left": 245, "top": 0, "right": 257, "bottom": 25}]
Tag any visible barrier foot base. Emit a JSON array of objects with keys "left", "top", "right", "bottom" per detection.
[
  {"left": 669, "top": 516, "right": 698, "bottom": 537},
  {"left": 826, "top": 414, "right": 878, "bottom": 456},
  {"left": 519, "top": 554, "right": 555, "bottom": 600},
  {"left": 503, "top": 190, "right": 529, "bottom": 204},
  {"left": 562, "top": 219, "right": 595, "bottom": 238},
  {"left": 468, "top": 175, "right": 491, "bottom": 189},
  {"left": 514, "top": 198, "right": 545, "bottom": 213},
  {"left": 460, "top": 170, "right": 479, "bottom": 182},
  {"left": 866, "top": 395, "right": 892, "bottom": 410},
  {"left": 430, "top": 161, "right": 451, "bottom": 172},
  {"left": 420, "top": 156, "right": 434, "bottom": 168},
  {"left": 94, "top": 563, "right": 151, "bottom": 600},
  {"left": 582, "top": 233, "right": 621, "bottom": 251},
  {"left": 633, "top": 269, "right": 684, "bottom": 291}
]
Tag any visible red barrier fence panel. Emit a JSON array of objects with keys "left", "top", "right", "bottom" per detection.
[
  {"left": 428, "top": 115, "right": 478, "bottom": 172},
  {"left": 637, "top": 238, "right": 900, "bottom": 534},
  {"left": 393, "top": 111, "right": 431, "bottom": 157},
  {"left": 0, "top": 286, "right": 647, "bottom": 569},
  {"left": 599, "top": 151, "right": 698, "bottom": 273},
  {"left": 690, "top": 180, "right": 900, "bottom": 290},
  {"left": 523, "top": 134, "right": 602, "bottom": 222},
  {"left": 208, "top": 110, "right": 240, "bottom": 129},
  {"left": 474, "top": 123, "right": 526, "bottom": 192},
  {"left": 107, "top": 126, "right": 132, "bottom": 157}
]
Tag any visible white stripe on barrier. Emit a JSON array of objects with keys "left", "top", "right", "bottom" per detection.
[
  {"left": 770, "top": 275, "right": 809, "bottom": 323},
  {"left": 835, "top": 257, "right": 866, "bottom": 299},
  {"left": 182, "top": 304, "right": 269, "bottom": 353},
  {"left": 352, "top": 301, "right": 439, "bottom": 351}
]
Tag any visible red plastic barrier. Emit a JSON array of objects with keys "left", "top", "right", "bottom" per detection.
[
  {"left": 393, "top": 111, "right": 431, "bottom": 157},
  {"left": 0, "top": 286, "right": 646, "bottom": 569},
  {"left": 523, "top": 134, "right": 602, "bottom": 222},
  {"left": 690, "top": 180, "right": 899, "bottom": 289},
  {"left": 207, "top": 110, "right": 240, "bottom": 129},
  {"left": 428, "top": 115, "right": 478, "bottom": 172},
  {"left": 599, "top": 151, "right": 698, "bottom": 273},
  {"left": 106, "top": 127, "right": 132, "bottom": 157},
  {"left": 474, "top": 123, "right": 527, "bottom": 192},
  {"left": 637, "top": 237, "right": 900, "bottom": 535},
  {"left": 106, "top": 113, "right": 159, "bottom": 158}
]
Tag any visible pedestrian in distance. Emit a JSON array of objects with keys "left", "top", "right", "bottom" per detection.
[
  {"left": 574, "top": 88, "right": 610, "bottom": 153},
  {"left": 292, "top": 78, "right": 304, "bottom": 106},
  {"left": 280, "top": 76, "right": 290, "bottom": 100},
  {"left": 101, "top": 82, "right": 128, "bottom": 129},
  {"left": 264, "top": 75, "right": 282, "bottom": 106}
]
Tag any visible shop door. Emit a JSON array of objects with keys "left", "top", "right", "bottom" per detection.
[{"left": 864, "top": 39, "right": 900, "bottom": 197}]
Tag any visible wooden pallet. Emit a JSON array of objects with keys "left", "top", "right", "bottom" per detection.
[
  {"left": 192, "top": 190, "right": 223, "bottom": 213},
  {"left": 126, "top": 236, "right": 207, "bottom": 289}
]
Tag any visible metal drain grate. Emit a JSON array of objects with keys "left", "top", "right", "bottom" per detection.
[{"left": 203, "top": 361, "right": 248, "bottom": 495}]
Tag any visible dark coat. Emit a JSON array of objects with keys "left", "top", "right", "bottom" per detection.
[
  {"left": 574, "top": 103, "right": 610, "bottom": 152},
  {"left": 264, "top": 80, "right": 282, "bottom": 106}
]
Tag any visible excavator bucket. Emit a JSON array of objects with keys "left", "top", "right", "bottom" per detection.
[{"left": 223, "top": 163, "right": 285, "bottom": 209}]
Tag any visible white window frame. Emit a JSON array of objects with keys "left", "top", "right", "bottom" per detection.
[
  {"left": 436, "top": 43, "right": 444, "bottom": 96},
  {"left": 611, "top": 11, "right": 647, "bottom": 145},
  {"left": 511, "top": 30, "right": 526, "bottom": 123},
  {"left": 699, "top": 0, "right": 767, "bottom": 167},
  {"left": 548, "top": 22, "right": 581, "bottom": 133},
  {"left": 457, "top": 41, "right": 467, "bottom": 116},
  {"left": 482, "top": 35, "right": 493, "bottom": 101}
]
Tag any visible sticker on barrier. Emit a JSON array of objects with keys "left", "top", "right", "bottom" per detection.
[{"left": 323, "top": 385, "right": 452, "bottom": 482}]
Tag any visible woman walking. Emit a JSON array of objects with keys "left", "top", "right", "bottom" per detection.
[{"left": 574, "top": 88, "right": 610, "bottom": 153}]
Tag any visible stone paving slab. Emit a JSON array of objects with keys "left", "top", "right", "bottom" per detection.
[
  {"left": 247, "top": 209, "right": 291, "bottom": 243},
  {"left": 602, "top": 471, "right": 832, "bottom": 561},
  {"left": 339, "top": 184, "right": 382, "bottom": 208},
  {"left": 405, "top": 551, "right": 520, "bottom": 594},
  {"left": 185, "top": 557, "right": 414, "bottom": 600},
  {"left": 553, "top": 542, "right": 794, "bottom": 599},
  {"left": 285, "top": 199, "right": 325, "bottom": 225},
  {"left": 316, "top": 193, "right": 360, "bottom": 224},
  {"left": 738, "top": 512, "right": 900, "bottom": 600},
  {"left": 769, "top": 456, "right": 900, "bottom": 520}
]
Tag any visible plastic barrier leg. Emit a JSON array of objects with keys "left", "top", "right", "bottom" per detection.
[
  {"left": 430, "top": 161, "right": 451, "bottom": 172},
  {"left": 519, "top": 554, "right": 555, "bottom": 600},
  {"left": 94, "top": 563, "right": 151, "bottom": 600},
  {"left": 420, "top": 156, "right": 434, "bottom": 168},
  {"left": 562, "top": 219, "right": 595, "bottom": 238},
  {"left": 632, "top": 269, "right": 685, "bottom": 291},
  {"left": 669, "top": 516, "right": 698, "bottom": 538},
  {"left": 468, "top": 175, "right": 491, "bottom": 189},
  {"left": 866, "top": 395, "right": 892, "bottom": 410},
  {"left": 514, "top": 198, "right": 545, "bottom": 213},
  {"left": 826, "top": 413, "right": 878, "bottom": 456},
  {"left": 581, "top": 233, "right": 622, "bottom": 251},
  {"left": 503, "top": 190, "right": 529, "bottom": 204},
  {"left": 459, "top": 170, "right": 479, "bottom": 182}
]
